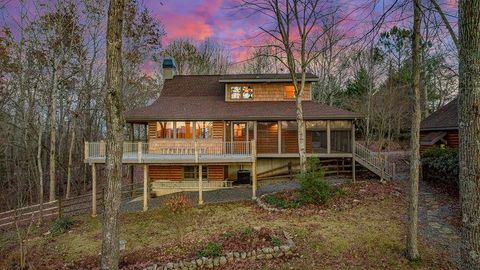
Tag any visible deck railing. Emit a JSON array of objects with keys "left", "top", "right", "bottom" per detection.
[
  {"left": 354, "top": 142, "right": 395, "bottom": 180},
  {"left": 84, "top": 140, "right": 254, "bottom": 163}
]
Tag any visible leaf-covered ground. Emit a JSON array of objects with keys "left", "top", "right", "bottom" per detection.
[{"left": 0, "top": 181, "right": 458, "bottom": 269}]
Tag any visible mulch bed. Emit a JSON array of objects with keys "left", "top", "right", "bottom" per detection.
[{"left": 261, "top": 180, "right": 403, "bottom": 214}]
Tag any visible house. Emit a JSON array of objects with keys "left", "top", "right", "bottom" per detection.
[
  {"left": 84, "top": 58, "right": 395, "bottom": 215},
  {"left": 420, "top": 98, "right": 458, "bottom": 151}
]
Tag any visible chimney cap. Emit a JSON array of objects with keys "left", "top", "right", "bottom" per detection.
[{"left": 163, "top": 58, "right": 177, "bottom": 69}]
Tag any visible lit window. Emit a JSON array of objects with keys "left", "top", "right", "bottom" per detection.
[
  {"left": 196, "top": 121, "right": 213, "bottom": 139},
  {"left": 230, "top": 85, "right": 253, "bottom": 100},
  {"left": 284, "top": 85, "right": 295, "bottom": 99},
  {"left": 156, "top": 122, "right": 174, "bottom": 138},
  {"left": 176, "top": 121, "right": 193, "bottom": 139}
]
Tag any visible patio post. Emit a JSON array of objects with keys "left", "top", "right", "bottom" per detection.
[
  {"left": 352, "top": 123, "right": 356, "bottom": 183},
  {"left": 199, "top": 164, "right": 204, "bottom": 205},
  {"left": 143, "top": 164, "right": 149, "bottom": 211},
  {"left": 91, "top": 163, "right": 97, "bottom": 217},
  {"left": 252, "top": 140, "right": 257, "bottom": 200}
]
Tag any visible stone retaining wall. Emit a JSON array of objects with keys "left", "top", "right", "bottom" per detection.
[{"left": 142, "top": 231, "right": 295, "bottom": 270}]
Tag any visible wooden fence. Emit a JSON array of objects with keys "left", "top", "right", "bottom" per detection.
[{"left": 0, "top": 183, "right": 143, "bottom": 230}]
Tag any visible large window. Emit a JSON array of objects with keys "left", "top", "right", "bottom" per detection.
[
  {"left": 184, "top": 166, "right": 208, "bottom": 180},
  {"left": 156, "top": 121, "right": 174, "bottom": 138},
  {"left": 330, "top": 121, "right": 352, "bottom": 153},
  {"left": 281, "top": 121, "right": 298, "bottom": 153},
  {"left": 257, "top": 122, "right": 278, "bottom": 153},
  {"left": 230, "top": 86, "right": 253, "bottom": 100},
  {"left": 306, "top": 121, "right": 327, "bottom": 153},
  {"left": 284, "top": 85, "right": 295, "bottom": 99},
  {"left": 176, "top": 121, "right": 193, "bottom": 139},
  {"left": 196, "top": 121, "right": 213, "bottom": 139}
]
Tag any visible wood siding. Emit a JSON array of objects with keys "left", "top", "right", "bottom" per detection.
[
  {"left": 212, "top": 121, "right": 224, "bottom": 139},
  {"left": 225, "top": 82, "right": 311, "bottom": 102},
  {"left": 420, "top": 130, "right": 459, "bottom": 152},
  {"left": 149, "top": 165, "right": 183, "bottom": 181},
  {"left": 148, "top": 122, "right": 156, "bottom": 139},
  {"left": 207, "top": 165, "right": 226, "bottom": 181}
]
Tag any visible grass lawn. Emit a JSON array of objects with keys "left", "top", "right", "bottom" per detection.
[{"left": 0, "top": 182, "right": 456, "bottom": 269}]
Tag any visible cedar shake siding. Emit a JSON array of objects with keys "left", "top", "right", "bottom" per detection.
[
  {"left": 225, "top": 82, "right": 311, "bottom": 101},
  {"left": 149, "top": 165, "right": 226, "bottom": 181}
]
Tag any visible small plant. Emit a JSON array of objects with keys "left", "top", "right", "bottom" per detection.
[
  {"left": 165, "top": 194, "right": 193, "bottom": 213},
  {"left": 50, "top": 216, "right": 75, "bottom": 235},
  {"left": 198, "top": 241, "right": 222, "bottom": 257},
  {"left": 297, "top": 158, "right": 333, "bottom": 204},
  {"left": 241, "top": 226, "right": 253, "bottom": 236},
  {"left": 222, "top": 231, "right": 234, "bottom": 238},
  {"left": 271, "top": 235, "right": 283, "bottom": 246}
]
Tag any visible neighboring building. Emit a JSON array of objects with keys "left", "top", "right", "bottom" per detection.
[
  {"left": 420, "top": 98, "right": 459, "bottom": 151},
  {"left": 84, "top": 59, "right": 395, "bottom": 213}
]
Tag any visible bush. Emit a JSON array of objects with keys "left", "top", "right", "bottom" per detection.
[
  {"left": 50, "top": 216, "right": 75, "bottom": 235},
  {"left": 271, "top": 235, "right": 283, "bottom": 246},
  {"left": 296, "top": 158, "right": 333, "bottom": 204},
  {"left": 165, "top": 194, "right": 192, "bottom": 213},
  {"left": 198, "top": 242, "right": 222, "bottom": 257},
  {"left": 421, "top": 147, "right": 458, "bottom": 187}
]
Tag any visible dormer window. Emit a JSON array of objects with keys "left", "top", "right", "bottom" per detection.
[
  {"left": 231, "top": 86, "right": 253, "bottom": 100},
  {"left": 284, "top": 85, "right": 295, "bottom": 99}
]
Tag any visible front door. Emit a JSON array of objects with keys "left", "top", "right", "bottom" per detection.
[{"left": 232, "top": 122, "right": 247, "bottom": 153}]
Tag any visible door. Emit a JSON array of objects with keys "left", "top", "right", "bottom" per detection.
[{"left": 232, "top": 122, "right": 247, "bottom": 154}]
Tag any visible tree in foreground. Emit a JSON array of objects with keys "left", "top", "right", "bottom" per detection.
[
  {"left": 406, "top": 0, "right": 422, "bottom": 261},
  {"left": 240, "top": 0, "right": 338, "bottom": 172},
  {"left": 102, "top": 0, "right": 125, "bottom": 268},
  {"left": 458, "top": 0, "right": 480, "bottom": 267}
]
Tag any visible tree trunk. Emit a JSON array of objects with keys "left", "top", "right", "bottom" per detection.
[
  {"left": 49, "top": 64, "right": 58, "bottom": 202},
  {"left": 66, "top": 117, "right": 76, "bottom": 199},
  {"left": 37, "top": 121, "right": 44, "bottom": 224},
  {"left": 406, "top": 0, "right": 421, "bottom": 261},
  {"left": 101, "top": 0, "right": 125, "bottom": 269},
  {"left": 458, "top": 0, "right": 480, "bottom": 268},
  {"left": 296, "top": 95, "right": 307, "bottom": 172}
]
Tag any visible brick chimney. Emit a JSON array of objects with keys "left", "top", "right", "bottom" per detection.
[{"left": 162, "top": 58, "right": 177, "bottom": 80}]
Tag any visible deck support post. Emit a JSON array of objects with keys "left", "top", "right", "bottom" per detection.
[
  {"left": 327, "top": 121, "right": 331, "bottom": 154},
  {"left": 143, "top": 164, "right": 149, "bottom": 211},
  {"left": 199, "top": 164, "right": 204, "bottom": 205},
  {"left": 352, "top": 123, "right": 356, "bottom": 183},
  {"left": 252, "top": 140, "right": 257, "bottom": 200},
  {"left": 91, "top": 163, "right": 97, "bottom": 217}
]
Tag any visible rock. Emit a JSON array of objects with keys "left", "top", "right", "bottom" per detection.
[
  {"left": 266, "top": 254, "right": 273, "bottom": 259},
  {"left": 234, "top": 252, "right": 240, "bottom": 258},
  {"left": 206, "top": 262, "right": 213, "bottom": 269},
  {"left": 241, "top": 252, "right": 246, "bottom": 259},
  {"left": 247, "top": 251, "right": 251, "bottom": 257},
  {"left": 257, "top": 254, "right": 265, "bottom": 259},
  {"left": 274, "top": 252, "right": 284, "bottom": 258},
  {"left": 280, "top": 245, "right": 290, "bottom": 252},
  {"left": 251, "top": 250, "right": 256, "bottom": 257},
  {"left": 196, "top": 258, "right": 203, "bottom": 266},
  {"left": 219, "top": 256, "right": 227, "bottom": 265},
  {"left": 166, "top": 263, "right": 174, "bottom": 269},
  {"left": 226, "top": 252, "right": 233, "bottom": 259},
  {"left": 273, "top": 246, "right": 280, "bottom": 252},
  {"left": 119, "top": 239, "right": 126, "bottom": 251}
]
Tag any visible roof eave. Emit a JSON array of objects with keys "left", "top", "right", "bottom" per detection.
[
  {"left": 126, "top": 115, "right": 361, "bottom": 123},
  {"left": 218, "top": 78, "right": 318, "bottom": 83}
]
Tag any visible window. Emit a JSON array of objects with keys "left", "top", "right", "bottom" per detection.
[
  {"left": 184, "top": 166, "right": 208, "bottom": 180},
  {"left": 330, "top": 121, "right": 352, "bottom": 153},
  {"left": 196, "top": 121, "right": 213, "bottom": 139},
  {"left": 156, "top": 122, "right": 174, "bottom": 138},
  {"left": 176, "top": 121, "right": 193, "bottom": 139},
  {"left": 230, "top": 86, "right": 254, "bottom": 100},
  {"left": 281, "top": 121, "right": 298, "bottom": 153},
  {"left": 257, "top": 122, "right": 278, "bottom": 153},
  {"left": 284, "top": 85, "right": 295, "bottom": 99},
  {"left": 306, "top": 121, "right": 327, "bottom": 153}
]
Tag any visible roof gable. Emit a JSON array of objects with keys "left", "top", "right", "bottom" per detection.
[{"left": 421, "top": 98, "right": 458, "bottom": 131}]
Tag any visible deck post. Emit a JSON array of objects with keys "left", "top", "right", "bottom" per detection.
[
  {"left": 143, "top": 164, "right": 149, "bottom": 211},
  {"left": 327, "top": 121, "right": 331, "bottom": 154},
  {"left": 91, "top": 163, "right": 97, "bottom": 217},
  {"left": 352, "top": 123, "right": 356, "bottom": 183},
  {"left": 198, "top": 164, "right": 204, "bottom": 205},
  {"left": 252, "top": 140, "right": 257, "bottom": 200},
  {"left": 137, "top": 141, "right": 142, "bottom": 163}
]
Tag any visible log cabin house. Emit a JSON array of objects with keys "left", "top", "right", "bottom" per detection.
[
  {"left": 420, "top": 98, "right": 459, "bottom": 152},
  {"left": 84, "top": 59, "right": 396, "bottom": 214}
]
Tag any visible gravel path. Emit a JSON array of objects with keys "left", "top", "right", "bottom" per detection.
[{"left": 390, "top": 152, "right": 461, "bottom": 267}]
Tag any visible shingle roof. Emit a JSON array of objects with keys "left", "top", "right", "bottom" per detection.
[
  {"left": 421, "top": 98, "right": 458, "bottom": 131},
  {"left": 125, "top": 74, "right": 360, "bottom": 122}
]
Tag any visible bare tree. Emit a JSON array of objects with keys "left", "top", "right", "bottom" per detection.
[
  {"left": 240, "top": 0, "right": 337, "bottom": 172},
  {"left": 101, "top": 0, "right": 125, "bottom": 268},
  {"left": 406, "top": 0, "right": 421, "bottom": 261}
]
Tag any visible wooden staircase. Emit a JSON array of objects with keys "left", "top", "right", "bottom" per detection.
[{"left": 354, "top": 142, "right": 396, "bottom": 181}]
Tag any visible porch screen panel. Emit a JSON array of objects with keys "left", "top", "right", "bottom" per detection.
[
  {"left": 281, "top": 121, "right": 298, "bottom": 153},
  {"left": 176, "top": 121, "right": 193, "bottom": 139},
  {"left": 330, "top": 120, "right": 352, "bottom": 153},
  {"left": 156, "top": 122, "right": 174, "bottom": 138},
  {"left": 306, "top": 121, "right": 327, "bottom": 153},
  {"left": 257, "top": 122, "right": 278, "bottom": 153}
]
